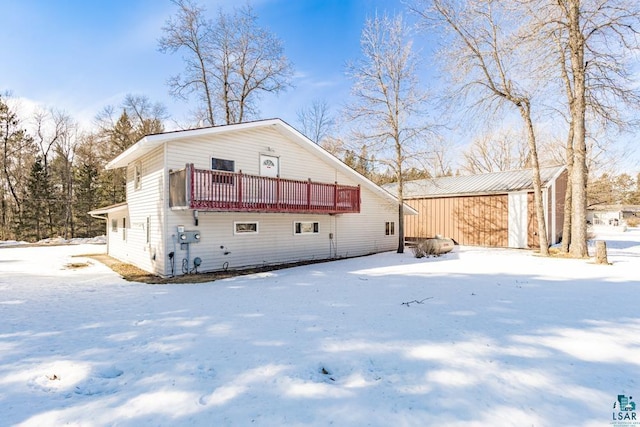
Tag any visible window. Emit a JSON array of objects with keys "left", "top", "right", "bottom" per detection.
[
  {"left": 295, "top": 221, "right": 319, "bottom": 235},
  {"left": 134, "top": 162, "right": 142, "bottom": 190},
  {"left": 212, "top": 157, "right": 235, "bottom": 184},
  {"left": 234, "top": 221, "right": 258, "bottom": 234},
  {"left": 146, "top": 216, "right": 151, "bottom": 244},
  {"left": 122, "top": 217, "right": 127, "bottom": 240},
  {"left": 111, "top": 219, "right": 117, "bottom": 232},
  {"left": 385, "top": 221, "right": 395, "bottom": 236}
]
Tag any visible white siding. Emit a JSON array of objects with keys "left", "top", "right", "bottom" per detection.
[
  {"left": 166, "top": 127, "right": 341, "bottom": 183},
  {"left": 508, "top": 192, "right": 528, "bottom": 248},
  {"left": 106, "top": 209, "right": 129, "bottom": 263},
  {"left": 110, "top": 125, "right": 400, "bottom": 276},
  {"left": 109, "top": 146, "right": 166, "bottom": 275}
]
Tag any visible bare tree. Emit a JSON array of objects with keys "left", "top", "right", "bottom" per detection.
[
  {"left": 31, "top": 109, "right": 78, "bottom": 237},
  {"left": 413, "top": 0, "right": 550, "bottom": 254},
  {"left": 51, "top": 113, "right": 79, "bottom": 238},
  {"left": 159, "top": 0, "right": 217, "bottom": 126},
  {"left": 219, "top": 5, "right": 293, "bottom": 124},
  {"left": 296, "top": 99, "right": 334, "bottom": 144},
  {"left": 346, "top": 13, "right": 435, "bottom": 254},
  {"left": 539, "top": 0, "right": 640, "bottom": 257},
  {"left": 462, "top": 127, "right": 530, "bottom": 174},
  {"left": 159, "top": 1, "right": 293, "bottom": 126}
]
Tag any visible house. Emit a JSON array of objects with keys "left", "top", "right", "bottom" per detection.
[
  {"left": 383, "top": 166, "right": 568, "bottom": 248},
  {"left": 89, "top": 119, "right": 415, "bottom": 277},
  {"left": 587, "top": 204, "right": 640, "bottom": 228}
]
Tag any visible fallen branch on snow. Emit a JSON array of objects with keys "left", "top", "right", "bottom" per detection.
[{"left": 401, "top": 297, "right": 433, "bottom": 307}]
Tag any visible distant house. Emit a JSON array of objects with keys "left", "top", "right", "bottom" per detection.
[
  {"left": 89, "top": 119, "right": 414, "bottom": 277},
  {"left": 587, "top": 204, "right": 640, "bottom": 227},
  {"left": 383, "top": 166, "right": 568, "bottom": 248}
]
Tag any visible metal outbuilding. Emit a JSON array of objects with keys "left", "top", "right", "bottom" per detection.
[{"left": 384, "top": 166, "right": 568, "bottom": 248}]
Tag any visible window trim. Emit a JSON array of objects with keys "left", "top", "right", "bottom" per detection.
[
  {"left": 294, "top": 221, "right": 319, "bottom": 235},
  {"left": 134, "top": 162, "right": 142, "bottom": 190},
  {"left": 385, "top": 221, "right": 395, "bottom": 236},
  {"left": 234, "top": 221, "right": 259, "bottom": 235},
  {"left": 212, "top": 157, "right": 235, "bottom": 185}
]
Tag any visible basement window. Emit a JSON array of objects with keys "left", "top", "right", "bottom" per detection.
[
  {"left": 234, "top": 221, "right": 258, "bottom": 234},
  {"left": 294, "top": 221, "right": 319, "bottom": 235},
  {"left": 385, "top": 221, "right": 395, "bottom": 236}
]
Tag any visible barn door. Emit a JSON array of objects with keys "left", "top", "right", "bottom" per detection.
[{"left": 508, "top": 192, "right": 528, "bottom": 248}]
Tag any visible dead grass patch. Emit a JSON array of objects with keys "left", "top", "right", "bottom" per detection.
[{"left": 79, "top": 253, "right": 333, "bottom": 284}]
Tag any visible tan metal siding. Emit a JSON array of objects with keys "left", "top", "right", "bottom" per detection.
[{"left": 406, "top": 195, "right": 509, "bottom": 247}]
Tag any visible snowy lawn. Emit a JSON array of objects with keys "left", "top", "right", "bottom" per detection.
[{"left": 1, "top": 230, "right": 639, "bottom": 427}]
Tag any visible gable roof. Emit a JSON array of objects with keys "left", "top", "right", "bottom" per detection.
[
  {"left": 105, "top": 118, "right": 418, "bottom": 215},
  {"left": 384, "top": 166, "right": 566, "bottom": 199}
]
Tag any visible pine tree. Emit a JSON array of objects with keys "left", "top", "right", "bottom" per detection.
[
  {"left": 21, "top": 157, "right": 52, "bottom": 241},
  {"left": 74, "top": 162, "right": 102, "bottom": 237}
]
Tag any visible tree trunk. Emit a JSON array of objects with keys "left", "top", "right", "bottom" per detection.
[
  {"left": 396, "top": 146, "right": 405, "bottom": 254},
  {"left": 595, "top": 240, "right": 609, "bottom": 264},
  {"left": 520, "top": 102, "right": 549, "bottom": 255},
  {"left": 567, "top": 0, "right": 589, "bottom": 258},
  {"left": 560, "top": 123, "right": 574, "bottom": 253}
]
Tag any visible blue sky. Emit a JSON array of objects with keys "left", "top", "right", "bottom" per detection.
[
  {"left": 0, "top": 0, "right": 414, "bottom": 129},
  {"left": 1, "top": 0, "right": 638, "bottom": 173}
]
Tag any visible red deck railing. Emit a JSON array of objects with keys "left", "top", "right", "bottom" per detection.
[{"left": 169, "top": 164, "right": 360, "bottom": 214}]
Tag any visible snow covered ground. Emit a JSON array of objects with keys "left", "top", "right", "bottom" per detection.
[{"left": 1, "top": 230, "right": 639, "bottom": 427}]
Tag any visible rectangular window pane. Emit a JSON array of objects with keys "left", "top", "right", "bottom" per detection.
[
  {"left": 295, "top": 221, "right": 319, "bottom": 234},
  {"left": 212, "top": 158, "right": 234, "bottom": 172},
  {"left": 111, "top": 219, "right": 117, "bottom": 232},
  {"left": 385, "top": 221, "right": 395, "bottom": 236},
  {"left": 134, "top": 163, "right": 141, "bottom": 190},
  {"left": 235, "top": 222, "right": 258, "bottom": 234},
  {"left": 212, "top": 157, "right": 235, "bottom": 184}
]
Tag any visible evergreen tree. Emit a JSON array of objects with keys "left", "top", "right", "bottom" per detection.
[
  {"left": 0, "top": 94, "right": 35, "bottom": 240},
  {"left": 74, "top": 162, "right": 102, "bottom": 237},
  {"left": 21, "top": 157, "right": 52, "bottom": 241}
]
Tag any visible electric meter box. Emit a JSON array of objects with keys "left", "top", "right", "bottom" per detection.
[{"left": 178, "top": 230, "right": 201, "bottom": 244}]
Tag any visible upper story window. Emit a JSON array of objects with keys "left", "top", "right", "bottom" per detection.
[
  {"left": 212, "top": 157, "right": 235, "bottom": 184},
  {"left": 133, "top": 162, "right": 142, "bottom": 190}
]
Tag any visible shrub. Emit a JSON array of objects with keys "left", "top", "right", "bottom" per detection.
[{"left": 626, "top": 217, "right": 639, "bottom": 227}]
